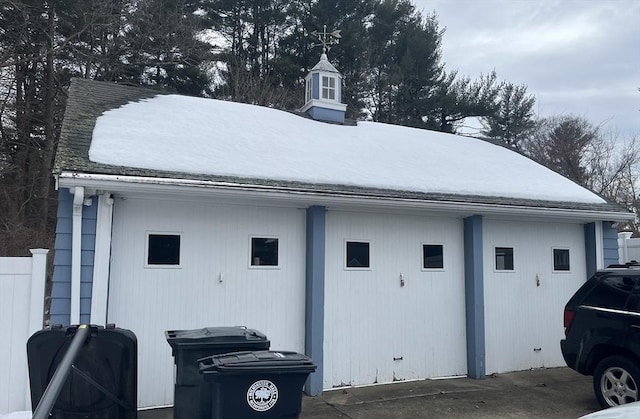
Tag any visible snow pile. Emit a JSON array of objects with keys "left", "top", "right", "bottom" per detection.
[{"left": 89, "top": 95, "right": 605, "bottom": 204}]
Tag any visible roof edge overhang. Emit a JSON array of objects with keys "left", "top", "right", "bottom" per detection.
[{"left": 56, "top": 172, "right": 635, "bottom": 223}]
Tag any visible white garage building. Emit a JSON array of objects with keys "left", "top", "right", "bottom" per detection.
[{"left": 51, "top": 57, "right": 632, "bottom": 408}]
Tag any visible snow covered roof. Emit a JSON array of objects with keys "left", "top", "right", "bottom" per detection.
[{"left": 54, "top": 78, "right": 630, "bottom": 217}]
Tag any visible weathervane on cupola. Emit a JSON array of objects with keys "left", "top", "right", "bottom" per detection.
[
  {"left": 300, "top": 25, "right": 348, "bottom": 124},
  {"left": 311, "top": 25, "right": 341, "bottom": 54}
]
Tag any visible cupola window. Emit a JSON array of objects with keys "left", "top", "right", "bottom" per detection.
[{"left": 322, "top": 76, "right": 336, "bottom": 100}]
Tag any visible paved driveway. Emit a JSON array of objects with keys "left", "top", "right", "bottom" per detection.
[
  {"left": 140, "top": 367, "right": 603, "bottom": 418},
  {"left": 301, "top": 368, "right": 601, "bottom": 418}
]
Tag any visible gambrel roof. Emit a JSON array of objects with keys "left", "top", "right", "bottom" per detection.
[{"left": 55, "top": 78, "right": 632, "bottom": 219}]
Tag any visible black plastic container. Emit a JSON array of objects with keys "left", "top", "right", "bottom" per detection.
[
  {"left": 27, "top": 324, "right": 137, "bottom": 419},
  {"left": 165, "top": 326, "right": 270, "bottom": 419},
  {"left": 199, "top": 350, "right": 316, "bottom": 419}
]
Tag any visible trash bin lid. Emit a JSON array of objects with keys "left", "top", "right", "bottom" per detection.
[
  {"left": 27, "top": 324, "right": 137, "bottom": 417},
  {"left": 199, "top": 350, "right": 317, "bottom": 375},
  {"left": 165, "top": 327, "right": 268, "bottom": 351}
]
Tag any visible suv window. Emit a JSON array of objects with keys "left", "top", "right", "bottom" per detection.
[{"left": 582, "top": 275, "right": 637, "bottom": 310}]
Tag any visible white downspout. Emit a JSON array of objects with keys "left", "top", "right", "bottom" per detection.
[
  {"left": 71, "top": 186, "right": 84, "bottom": 325},
  {"left": 90, "top": 193, "right": 114, "bottom": 325}
]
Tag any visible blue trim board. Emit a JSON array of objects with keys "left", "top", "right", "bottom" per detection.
[
  {"left": 311, "top": 73, "right": 319, "bottom": 100},
  {"left": 464, "top": 215, "right": 485, "bottom": 379},
  {"left": 304, "top": 206, "right": 326, "bottom": 396},
  {"left": 584, "top": 223, "right": 597, "bottom": 278},
  {"left": 585, "top": 221, "right": 619, "bottom": 277},
  {"left": 602, "top": 221, "right": 619, "bottom": 267}
]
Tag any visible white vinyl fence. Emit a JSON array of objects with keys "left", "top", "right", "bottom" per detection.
[
  {"left": 618, "top": 232, "right": 640, "bottom": 264},
  {"left": 0, "top": 249, "right": 48, "bottom": 415}
]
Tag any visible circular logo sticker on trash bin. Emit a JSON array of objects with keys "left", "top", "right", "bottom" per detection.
[{"left": 247, "top": 379, "right": 279, "bottom": 412}]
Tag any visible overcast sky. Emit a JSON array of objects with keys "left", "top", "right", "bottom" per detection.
[{"left": 413, "top": 0, "right": 639, "bottom": 137}]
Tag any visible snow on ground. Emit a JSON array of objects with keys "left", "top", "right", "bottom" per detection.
[{"left": 89, "top": 94, "right": 605, "bottom": 204}]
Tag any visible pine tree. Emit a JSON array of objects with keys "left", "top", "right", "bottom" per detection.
[
  {"left": 425, "top": 70, "right": 502, "bottom": 133},
  {"left": 480, "top": 82, "right": 536, "bottom": 148},
  {"left": 364, "top": 0, "right": 444, "bottom": 127},
  {"left": 201, "top": 0, "right": 294, "bottom": 104},
  {"left": 0, "top": 0, "right": 62, "bottom": 251},
  {"left": 126, "top": 0, "right": 213, "bottom": 95}
]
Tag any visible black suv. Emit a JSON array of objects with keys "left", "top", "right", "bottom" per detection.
[{"left": 561, "top": 263, "right": 640, "bottom": 408}]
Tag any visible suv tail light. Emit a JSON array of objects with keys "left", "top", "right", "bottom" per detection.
[{"left": 564, "top": 309, "right": 575, "bottom": 335}]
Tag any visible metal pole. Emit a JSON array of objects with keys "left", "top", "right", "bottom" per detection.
[{"left": 32, "top": 325, "right": 90, "bottom": 419}]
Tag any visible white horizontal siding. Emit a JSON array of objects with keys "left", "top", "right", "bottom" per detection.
[
  {"left": 483, "top": 219, "right": 586, "bottom": 373},
  {"left": 107, "top": 197, "right": 306, "bottom": 408},
  {"left": 323, "top": 211, "right": 467, "bottom": 388}
]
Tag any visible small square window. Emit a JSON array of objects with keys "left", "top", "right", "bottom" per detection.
[
  {"left": 251, "top": 237, "right": 278, "bottom": 267},
  {"left": 553, "top": 248, "right": 570, "bottom": 271},
  {"left": 495, "top": 247, "right": 514, "bottom": 271},
  {"left": 147, "top": 234, "right": 180, "bottom": 266},
  {"left": 423, "top": 244, "right": 444, "bottom": 269},
  {"left": 346, "top": 241, "right": 370, "bottom": 268}
]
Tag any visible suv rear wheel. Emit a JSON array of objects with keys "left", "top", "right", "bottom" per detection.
[{"left": 593, "top": 356, "right": 640, "bottom": 407}]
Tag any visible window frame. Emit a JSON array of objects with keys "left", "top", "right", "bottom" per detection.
[
  {"left": 321, "top": 75, "right": 336, "bottom": 101},
  {"left": 421, "top": 243, "right": 445, "bottom": 271},
  {"left": 552, "top": 247, "right": 571, "bottom": 273},
  {"left": 145, "top": 231, "right": 182, "bottom": 269},
  {"left": 345, "top": 240, "right": 371, "bottom": 270},
  {"left": 249, "top": 235, "right": 280, "bottom": 269},
  {"left": 494, "top": 246, "right": 515, "bottom": 272},
  {"left": 305, "top": 77, "right": 312, "bottom": 102}
]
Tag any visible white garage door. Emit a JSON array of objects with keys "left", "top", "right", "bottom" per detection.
[
  {"left": 107, "top": 196, "right": 306, "bottom": 408},
  {"left": 483, "top": 219, "right": 587, "bottom": 373},
  {"left": 323, "top": 211, "right": 467, "bottom": 388}
]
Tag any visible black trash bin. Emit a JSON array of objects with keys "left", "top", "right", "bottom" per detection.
[
  {"left": 199, "top": 350, "right": 317, "bottom": 419},
  {"left": 165, "top": 326, "right": 270, "bottom": 419},
  {"left": 27, "top": 324, "right": 137, "bottom": 419}
]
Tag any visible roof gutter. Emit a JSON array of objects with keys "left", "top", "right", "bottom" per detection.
[{"left": 56, "top": 172, "right": 635, "bottom": 223}]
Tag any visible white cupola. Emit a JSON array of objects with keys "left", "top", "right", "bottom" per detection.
[{"left": 300, "top": 52, "right": 347, "bottom": 124}]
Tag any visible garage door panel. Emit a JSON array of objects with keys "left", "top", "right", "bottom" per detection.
[
  {"left": 324, "top": 211, "right": 467, "bottom": 388},
  {"left": 108, "top": 197, "right": 306, "bottom": 408},
  {"left": 483, "top": 220, "right": 586, "bottom": 373}
]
